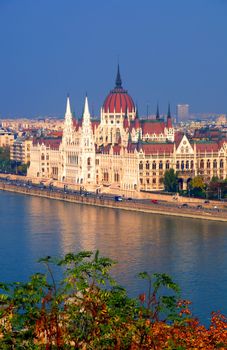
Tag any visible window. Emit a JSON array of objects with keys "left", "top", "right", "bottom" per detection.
[
  {"left": 200, "top": 159, "right": 204, "bottom": 169},
  {"left": 176, "top": 161, "right": 180, "bottom": 170},
  {"left": 114, "top": 173, "right": 120, "bottom": 182},
  {"left": 152, "top": 178, "right": 156, "bottom": 184},
  {"left": 181, "top": 161, "right": 184, "bottom": 170},
  {"left": 104, "top": 172, "right": 109, "bottom": 182},
  {"left": 41, "top": 154, "right": 45, "bottom": 161},
  {"left": 207, "top": 160, "right": 210, "bottom": 168},
  {"left": 152, "top": 161, "right": 156, "bottom": 170},
  {"left": 146, "top": 161, "right": 150, "bottom": 170},
  {"left": 87, "top": 157, "right": 91, "bottom": 166},
  {"left": 213, "top": 159, "right": 217, "bottom": 169},
  {"left": 186, "top": 160, "right": 189, "bottom": 169},
  {"left": 139, "top": 161, "right": 143, "bottom": 170},
  {"left": 166, "top": 161, "right": 170, "bottom": 169},
  {"left": 191, "top": 160, "right": 194, "bottom": 169},
  {"left": 220, "top": 159, "right": 224, "bottom": 169},
  {"left": 159, "top": 161, "right": 163, "bottom": 169}
]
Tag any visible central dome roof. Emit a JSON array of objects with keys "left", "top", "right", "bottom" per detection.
[{"left": 103, "top": 65, "right": 135, "bottom": 114}]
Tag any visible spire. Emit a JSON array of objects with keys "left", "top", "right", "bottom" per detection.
[
  {"left": 167, "top": 103, "right": 171, "bottom": 118},
  {"left": 82, "top": 94, "right": 91, "bottom": 125},
  {"left": 123, "top": 104, "right": 129, "bottom": 129},
  {"left": 115, "top": 64, "right": 122, "bottom": 88},
  {"left": 167, "top": 103, "right": 172, "bottom": 128},
  {"left": 65, "top": 95, "right": 72, "bottom": 117},
  {"left": 135, "top": 103, "right": 139, "bottom": 119},
  {"left": 156, "top": 103, "right": 160, "bottom": 120},
  {"left": 64, "top": 95, "right": 73, "bottom": 126}
]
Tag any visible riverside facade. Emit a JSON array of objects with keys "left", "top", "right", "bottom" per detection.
[{"left": 27, "top": 67, "right": 227, "bottom": 193}]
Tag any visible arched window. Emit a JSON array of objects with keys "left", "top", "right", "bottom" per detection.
[
  {"left": 220, "top": 159, "right": 224, "bottom": 169},
  {"left": 200, "top": 159, "right": 204, "bottom": 169},
  {"left": 146, "top": 161, "right": 150, "bottom": 170},
  {"left": 152, "top": 161, "right": 156, "bottom": 170},
  {"left": 159, "top": 161, "right": 163, "bottom": 169},
  {"left": 181, "top": 161, "right": 184, "bottom": 170},
  {"left": 139, "top": 161, "right": 143, "bottom": 170},
  {"left": 104, "top": 172, "right": 109, "bottom": 182},
  {"left": 176, "top": 161, "right": 180, "bottom": 170},
  {"left": 186, "top": 160, "right": 189, "bottom": 169},
  {"left": 41, "top": 154, "right": 45, "bottom": 161},
  {"left": 191, "top": 160, "right": 194, "bottom": 169},
  {"left": 114, "top": 173, "right": 119, "bottom": 182},
  {"left": 166, "top": 160, "right": 170, "bottom": 169},
  {"left": 87, "top": 157, "right": 91, "bottom": 166},
  {"left": 213, "top": 159, "right": 217, "bottom": 169},
  {"left": 207, "top": 159, "right": 210, "bottom": 168}
]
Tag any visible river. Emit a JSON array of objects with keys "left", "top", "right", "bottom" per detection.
[{"left": 0, "top": 191, "right": 227, "bottom": 324}]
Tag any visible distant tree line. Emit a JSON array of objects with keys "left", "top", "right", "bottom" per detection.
[{"left": 164, "top": 169, "right": 227, "bottom": 199}]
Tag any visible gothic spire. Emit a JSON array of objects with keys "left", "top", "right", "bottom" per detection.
[
  {"left": 65, "top": 95, "right": 72, "bottom": 118},
  {"left": 167, "top": 103, "right": 171, "bottom": 118},
  {"left": 64, "top": 95, "right": 73, "bottom": 126},
  {"left": 156, "top": 103, "right": 160, "bottom": 120},
  {"left": 115, "top": 64, "right": 122, "bottom": 88},
  {"left": 82, "top": 95, "right": 91, "bottom": 125}
]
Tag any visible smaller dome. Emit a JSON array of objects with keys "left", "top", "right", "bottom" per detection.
[{"left": 103, "top": 65, "right": 135, "bottom": 114}]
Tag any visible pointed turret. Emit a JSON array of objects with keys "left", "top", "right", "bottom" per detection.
[
  {"left": 167, "top": 103, "right": 171, "bottom": 119},
  {"left": 115, "top": 64, "right": 122, "bottom": 88},
  {"left": 167, "top": 103, "right": 172, "bottom": 128},
  {"left": 82, "top": 95, "right": 91, "bottom": 126},
  {"left": 156, "top": 103, "right": 160, "bottom": 120},
  {"left": 123, "top": 104, "right": 129, "bottom": 129},
  {"left": 134, "top": 104, "right": 140, "bottom": 129},
  {"left": 65, "top": 95, "right": 73, "bottom": 121}
]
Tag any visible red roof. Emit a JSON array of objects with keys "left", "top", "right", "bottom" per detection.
[
  {"left": 103, "top": 88, "right": 135, "bottom": 114},
  {"left": 33, "top": 138, "right": 61, "bottom": 150},
  {"left": 141, "top": 121, "right": 166, "bottom": 135},
  {"left": 195, "top": 142, "right": 219, "bottom": 152},
  {"left": 141, "top": 143, "right": 174, "bottom": 155},
  {"left": 91, "top": 120, "right": 100, "bottom": 132}
]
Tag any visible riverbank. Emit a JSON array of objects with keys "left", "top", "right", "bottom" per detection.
[{"left": 1, "top": 181, "right": 227, "bottom": 222}]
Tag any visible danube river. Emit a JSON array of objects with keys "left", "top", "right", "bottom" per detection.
[{"left": 0, "top": 191, "right": 227, "bottom": 324}]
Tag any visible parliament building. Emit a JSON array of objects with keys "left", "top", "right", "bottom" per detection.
[{"left": 28, "top": 67, "right": 227, "bottom": 193}]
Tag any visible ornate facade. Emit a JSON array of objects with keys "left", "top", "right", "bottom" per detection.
[{"left": 28, "top": 67, "right": 227, "bottom": 192}]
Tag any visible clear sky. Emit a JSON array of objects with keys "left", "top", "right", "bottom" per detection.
[{"left": 0, "top": 0, "right": 227, "bottom": 118}]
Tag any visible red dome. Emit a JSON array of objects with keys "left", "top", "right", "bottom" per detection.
[{"left": 103, "top": 65, "right": 135, "bottom": 114}]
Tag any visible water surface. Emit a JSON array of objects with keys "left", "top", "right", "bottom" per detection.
[{"left": 0, "top": 191, "right": 226, "bottom": 324}]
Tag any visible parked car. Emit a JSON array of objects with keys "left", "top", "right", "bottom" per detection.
[
  {"left": 151, "top": 199, "right": 158, "bottom": 204},
  {"left": 115, "top": 196, "right": 123, "bottom": 202}
]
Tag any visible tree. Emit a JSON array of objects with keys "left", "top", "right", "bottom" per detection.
[
  {"left": 190, "top": 176, "right": 206, "bottom": 198},
  {"left": 164, "top": 169, "right": 178, "bottom": 192}
]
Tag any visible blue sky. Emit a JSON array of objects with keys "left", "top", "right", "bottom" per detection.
[{"left": 0, "top": 0, "right": 227, "bottom": 117}]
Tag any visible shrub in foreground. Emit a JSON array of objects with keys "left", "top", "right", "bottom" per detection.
[{"left": 0, "top": 251, "right": 226, "bottom": 349}]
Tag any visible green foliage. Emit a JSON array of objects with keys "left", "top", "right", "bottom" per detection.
[
  {"left": 164, "top": 169, "right": 178, "bottom": 192},
  {"left": 190, "top": 176, "right": 206, "bottom": 198},
  {"left": 0, "top": 147, "right": 28, "bottom": 175},
  {"left": 0, "top": 251, "right": 187, "bottom": 348}
]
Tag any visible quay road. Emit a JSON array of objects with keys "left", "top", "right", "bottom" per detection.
[{"left": 0, "top": 177, "right": 227, "bottom": 222}]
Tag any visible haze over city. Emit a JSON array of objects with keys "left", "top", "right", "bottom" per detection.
[{"left": 0, "top": 0, "right": 227, "bottom": 117}]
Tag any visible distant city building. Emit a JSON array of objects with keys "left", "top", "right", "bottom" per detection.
[
  {"left": 176, "top": 104, "right": 189, "bottom": 122},
  {"left": 0, "top": 130, "right": 14, "bottom": 148},
  {"left": 10, "top": 138, "right": 32, "bottom": 164}
]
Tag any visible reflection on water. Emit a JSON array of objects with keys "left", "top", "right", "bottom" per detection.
[{"left": 0, "top": 191, "right": 227, "bottom": 324}]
